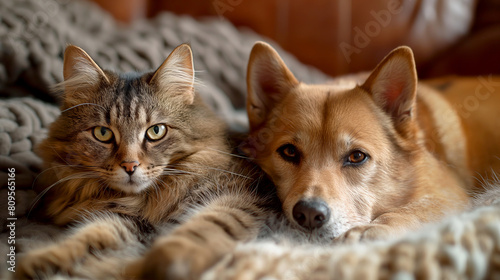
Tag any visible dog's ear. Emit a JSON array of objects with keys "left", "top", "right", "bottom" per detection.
[
  {"left": 247, "top": 42, "right": 299, "bottom": 130},
  {"left": 361, "top": 46, "right": 417, "bottom": 136}
]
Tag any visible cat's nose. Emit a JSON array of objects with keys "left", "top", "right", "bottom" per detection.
[{"left": 120, "top": 161, "right": 140, "bottom": 176}]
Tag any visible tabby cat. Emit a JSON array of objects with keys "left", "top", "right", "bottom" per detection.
[{"left": 17, "top": 44, "right": 274, "bottom": 279}]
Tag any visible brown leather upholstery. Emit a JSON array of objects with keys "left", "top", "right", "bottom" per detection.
[{"left": 94, "top": 0, "right": 500, "bottom": 78}]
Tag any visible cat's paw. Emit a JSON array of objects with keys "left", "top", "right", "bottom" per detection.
[
  {"left": 127, "top": 238, "right": 217, "bottom": 280},
  {"left": 16, "top": 245, "right": 75, "bottom": 279},
  {"left": 335, "top": 224, "right": 391, "bottom": 244},
  {"left": 16, "top": 225, "right": 119, "bottom": 279}
]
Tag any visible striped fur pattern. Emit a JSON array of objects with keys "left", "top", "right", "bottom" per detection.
[{"left": 17, "top": 44, "right": 275, "bottom": 279}]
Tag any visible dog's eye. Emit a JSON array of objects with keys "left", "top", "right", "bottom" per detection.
[
  {"left": 345, "top": 151, "right": 368, "bottom": 166},
  {"left": 277, "top": 144, "right": 300, "bottom": 164}
]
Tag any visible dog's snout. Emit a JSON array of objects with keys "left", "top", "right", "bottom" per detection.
[{"left": 292, "top": 199, "right": 331, "bottom": 229}]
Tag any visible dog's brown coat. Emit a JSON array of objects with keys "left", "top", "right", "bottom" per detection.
[{"left": 245, "top": 42, "right": 500, "bottom": 242}]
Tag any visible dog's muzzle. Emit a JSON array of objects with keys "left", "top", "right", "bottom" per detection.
[{"left": 292, "top": 199, "right": 331, "bottom": 229}]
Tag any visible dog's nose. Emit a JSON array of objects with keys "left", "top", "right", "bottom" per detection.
[
  {"left": 120, "top": 161, "right": 140, "bottom": 176},
  {"left": 292, "top": 199, "right": 331, "bottom": 229}
]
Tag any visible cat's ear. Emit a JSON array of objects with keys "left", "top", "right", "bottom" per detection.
[
  {"left": 246, "top": 41, "right": 299, "bottom": 130},
  {"left": 59, "top": 45, "right": 109, "bottom": 106},
  {"left": 150, "top": 44, "right": 195, "bottom": 104},
  {"left": 63, "top": 45, "right": 109, "bottom": 87},
  {"left": 361, "top": 46, "right": 417, "bottom": 136}
]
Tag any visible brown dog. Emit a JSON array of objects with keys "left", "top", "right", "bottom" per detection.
[{"left": 244, "top": 42, "right": 500, "bottom": 242}]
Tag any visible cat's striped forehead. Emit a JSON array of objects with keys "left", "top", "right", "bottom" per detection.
[
  {"left": 95, "top": 73, "right": 164, "bottom": 136},
  {"left": 106, "top": 74, "right": 152, "bottom": 123}
]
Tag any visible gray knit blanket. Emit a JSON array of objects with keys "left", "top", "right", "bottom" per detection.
[
  {"left": 1, "top": 0, "right": 500, "bottom": 279},
  {"left": 0, "top": 0, "right": 327, "bottom": 191}
]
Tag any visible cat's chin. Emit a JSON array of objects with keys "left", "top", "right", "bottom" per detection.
[{"left": 109, "top": 179, "right": 152, "bottom": 194}]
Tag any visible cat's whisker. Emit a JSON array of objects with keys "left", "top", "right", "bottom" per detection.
[
  {"left": 149, "top": 183, "right": 158, "bottom": 201},
  {"left": 25, "top": 43, "right": 284, "bottom": 280},
  {"left": 97, "top": 178, "right": 110, "bottom": 189},
  {"left": 161, "top": 167, "right": 202, "bottom": 177},
  {"left": 149, "top": 179, "right": 170, "bottom": 203},
  {"left": 60, "top": 102, "right": 106, "bottom": 114},
  {"left": 45, "top": 147, "right": 101, "bottom": 171},
  {"left": 47, "top": 145, "right": 76, "bottom": 167},
  {"left": 151, "top": 180, "right": 164, "bottom": 202},
  {"left": 205, "top": 147, "right": 251, "bottom": 160},
  {"left": 161, "top": 171, "right": 200, "bottom": 177},
  {"left": 172, "top": 163, "right": 253, "bottom": 180},
  {"left": 31, "top": 164, "right": 82, "bottom": 190},
  {"left": 28, "top": 172, "right": 99, "bottom": 218},
  {"left": 160, "top": 168, "right": 187, "bottom": 174}
]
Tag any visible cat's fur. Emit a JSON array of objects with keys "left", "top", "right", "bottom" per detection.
[{"left": 17, "top": 44, "right": 275, "bottom": 279}]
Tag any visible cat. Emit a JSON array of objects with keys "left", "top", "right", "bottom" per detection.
[{"left": 17, "top": 44, "right": 276, "bottom": 279}]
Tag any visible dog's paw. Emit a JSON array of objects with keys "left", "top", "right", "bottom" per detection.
[
  {"left": 16, "top": 245, "right": 75, "bottom": 279},
  {"left": 335, "top": 224, "right": 391, "bottom": 244},
  {"left": 126, "top": 238, "right": 216, "bottom": 280}
]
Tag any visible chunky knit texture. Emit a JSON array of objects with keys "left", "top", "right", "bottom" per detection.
[
  {"left": 1, "top": 0, "right": 500, "bottom": 279},
  {"left": 0, "top": 0, "right": 328, "bottom": 191},
  {"left": 205, "top": 192, "right": 500, "bottom": 280}
]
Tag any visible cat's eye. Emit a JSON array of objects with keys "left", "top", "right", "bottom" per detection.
[
  {"left": 146, "top": 124, "right": 167, "bottom": 141},
  {"left": 93, "top": 126, "right": 114, "bottom": 143},
  {"left": 277, "top": 144, "right": 300, "bottom": 164},
  {"left": 344, "top": 150, "right": 368, "bottom": 166}
]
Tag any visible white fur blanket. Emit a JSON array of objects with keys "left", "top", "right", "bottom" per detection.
[{"left": 1, "top": 0, "right": 500, "bottom": 279}]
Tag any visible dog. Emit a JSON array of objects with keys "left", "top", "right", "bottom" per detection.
[{"left": 243, "top": 41, "right": 500, "bottom": 242}]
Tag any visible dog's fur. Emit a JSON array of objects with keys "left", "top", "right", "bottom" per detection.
[{"left": 244, "top": 42, "right": 500, "bottom": 242}]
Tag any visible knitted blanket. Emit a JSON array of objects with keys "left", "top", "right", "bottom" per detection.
[
  {"left": 0, "top": 0, "right": 327, "bottom": 190},
  {"left": 207, "top": 189, "right": 500, "bottom": 280},
  {"left": 1, "top": 0, "right": 499, "bottom": 279}
]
